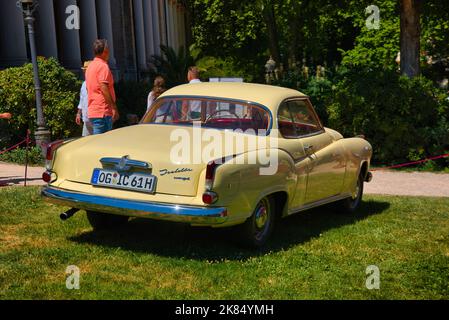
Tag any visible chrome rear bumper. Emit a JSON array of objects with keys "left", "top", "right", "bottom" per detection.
[{"left": 41, "top": 186, "right": 228, "bottom": 225}]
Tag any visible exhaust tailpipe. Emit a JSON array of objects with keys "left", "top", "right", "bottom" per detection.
[
  {"left": 365, "top": 171, "right": 373, "bottom": 183},
  {"left": 60, "top": 208, "right": 80, "bottom": 221}
]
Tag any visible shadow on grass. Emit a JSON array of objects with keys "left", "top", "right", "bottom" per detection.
[{"left": 69, "top": 199, "right": 390, "bottom": 261}]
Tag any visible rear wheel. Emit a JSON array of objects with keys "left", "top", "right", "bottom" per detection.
[
  {"left": 239, "top": 196, "right": 276, "bottom": 248},
  {"left": 86, "top": 211, "right": 129, "bottom": 230},
  {"left": 336, "top": 172, "right": 364, "bottom": 213}
]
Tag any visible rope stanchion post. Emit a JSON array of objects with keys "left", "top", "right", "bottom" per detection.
[{"left": 24, "top": 129, "right": 30, "bottom": 187}]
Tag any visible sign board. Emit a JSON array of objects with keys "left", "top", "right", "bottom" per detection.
[{"left": 209, "top": 77, "right": 244, "bottom": 83}]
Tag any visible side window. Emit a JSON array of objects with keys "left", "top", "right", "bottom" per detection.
[
  {"left": 277, "top": 103, "right": 297, "bottom": 138},
  {"left": 287, "top": 100, "right": 322, "bottom": 136}
]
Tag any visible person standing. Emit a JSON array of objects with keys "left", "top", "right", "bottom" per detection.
[
  {"left": 182, "top": 66, "right": 202, "bottom": 120},
  {"left": 147, "top": 76, "right": 166, "bottom": 112},
  {"left": 187, "top": 66, "right": 201, "bottom": 84},
  {"left": 76, "top": 61, "right": 93, "bottom": 136},
  {"left": 85, "top": 39, "right": 119, "bottom": 135}
]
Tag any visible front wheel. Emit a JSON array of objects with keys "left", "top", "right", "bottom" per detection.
[
  {"left": 239, "top": 196, "right": 276, "bottom": 248},
  {"left": 336, "top": 173, "right": 364, "bottom": 213},
  {"left": 86, "top": 211, "right": 129, "bottom": 230}
]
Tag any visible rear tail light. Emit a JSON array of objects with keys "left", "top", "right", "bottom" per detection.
[
  {"left": 46, "top": 140, "right": 64, "bottom": 161},
  {"left": 42, "top": 171, "right": 57, "bottom": 183},
  {"left": 205, "top": 160, "right": 220, "bottom": 190},
  {"left": 202, "top": 191, "right": 218, "bottom": 204},
  {"left": 203, "top": 156, "right": 236, "bottom": 204},
  {"left": 45, "top": 140, "right": 64, "bottom": 170},
  {"left": 42, "top": 171, "right": 51, "bottom": 183}
]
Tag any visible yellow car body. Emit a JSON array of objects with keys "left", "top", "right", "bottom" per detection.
[{"left": 42, "top": 82, "right": 372, "bottom": 246}]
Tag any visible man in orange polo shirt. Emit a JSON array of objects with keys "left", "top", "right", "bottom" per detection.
[{"left": 86, "top": 39, "right": 119, "bottom": 134}]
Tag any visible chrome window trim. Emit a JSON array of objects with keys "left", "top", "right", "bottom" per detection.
[
  {"left": 141, "top": 95, "right": 274, "bottom": 136},
  {"left": 277, "top": 97, "right": 325, "bottom": 139}
]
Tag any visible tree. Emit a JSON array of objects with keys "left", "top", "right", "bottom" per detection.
[
  {"left": 261, "top": 0, "right": 281, "bottom": 64},
  {"left": 149, "top": 45, "right": 196, "bottom": 87},
  {"left": 400, "top": 0, "right": 421, "bottom": 77}
]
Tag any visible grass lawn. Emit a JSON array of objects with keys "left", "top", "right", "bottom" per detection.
[{"left": 0, "top": 186, "right": 448, "bottom": 300}]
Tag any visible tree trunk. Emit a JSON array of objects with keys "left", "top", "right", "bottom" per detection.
[
  {"left": 400, "top": 0, "right": 421, "bottom": 78},
  {"left": 263, "top": 1, "right": 281, "bottom": 66}
]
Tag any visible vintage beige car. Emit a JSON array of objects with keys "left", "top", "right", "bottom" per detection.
[{"left": 42, "top": 82, "right": 373, "bottom": 247}]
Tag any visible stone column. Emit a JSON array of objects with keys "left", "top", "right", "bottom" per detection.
[
  {"left": 55, "top": 0, "right": 82, "bottom": 70},
  {"left": 173, "top": 1, "right": 180, "bottom": 51},
  {"left": 178, "top": 3, "right": 185, "bottom": 50},
  {"left": 78, "top": 0, "right": 98, "bottom": 62},
  {"left": 0, "top": 1, "right": 28, "bottom": 67},
  {"left": 158, "top": 0, "right": 168, "bottom": 47},
  {"left": 143, "top": 0, "right": 155, "bottom": 57},
  {"left": 180, "top": 6, "right": 186, "bottom": 49},
  {"left": 170, "top": 1, "right": 177, "bottom": 50},
  {"left": 151, "top": 0, "right": 161, "bottom": 55},
  {"left": 165, "top": 0, "right": 173, "bottom": 49},
  {"left": 35, "top": 0, "right": 58, "bottom": 59},
  {"left": 133, "top": 0, "right": 147, "bottom": 70},
  {"left": 96, "top": 0, "right": 116, "bottom": 68}
]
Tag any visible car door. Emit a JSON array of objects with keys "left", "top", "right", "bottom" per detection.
[
  {"left": 282, "top": 98, "right": 346, "bottom": 205},
  {"left": 277, "top": 102, "right": 310, "bottom": 210}
]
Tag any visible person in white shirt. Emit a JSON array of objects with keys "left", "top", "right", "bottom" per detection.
[
  {"left": 147, "top": 76, "right": 166, "bottom": 112},
  {"left": 75, "top": 61, "right": 93, "bottom": 136},
  {"left": 182, "top": 66, "right": 202, "bottom": 120}
]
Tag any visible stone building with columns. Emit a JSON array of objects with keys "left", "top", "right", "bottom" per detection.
[{"left": 0, "top": 0, "right": 188, "bottom": 80}]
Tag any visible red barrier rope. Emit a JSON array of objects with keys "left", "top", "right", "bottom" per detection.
[
  {"left": 0, "top": 139, "right": 27, "bottom": 156},
  {"left": 1, "top": 136, "right": 448, "bottom": 172},
  {"left": 372, "top": 153, "right": 449, "bottom": 171}
]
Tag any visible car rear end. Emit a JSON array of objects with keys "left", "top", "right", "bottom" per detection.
[{"left": 41, "top": 124, "right": 230, "bottom": 227}]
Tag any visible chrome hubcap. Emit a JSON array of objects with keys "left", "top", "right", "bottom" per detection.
[
  {"left": 255, "top": 205, "right": 268, "bottom": 229},
  {"left": 352, "top": 183, "right": 360, "bottom": 200}
]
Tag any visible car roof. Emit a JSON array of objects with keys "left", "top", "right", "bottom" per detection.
[{"left": 159, "top": 82, "right": 307, "bottom": 111}]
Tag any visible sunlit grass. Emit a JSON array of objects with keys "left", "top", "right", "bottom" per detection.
[{"left": 0, "top": 186, "right": 448, "bottom": 299}]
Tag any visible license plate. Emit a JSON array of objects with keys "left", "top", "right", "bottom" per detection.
[{"left": 91, "top": 169, "right": 157, "bottom": 194}]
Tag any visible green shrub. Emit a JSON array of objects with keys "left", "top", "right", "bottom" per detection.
[
  {"left": 0, "top": 146, "right": 44, "bottom": 166},
  {"left": 327, "top": 68, "right": 449, "bottom": 164},
  {"left": 196, "top": 56, "right": 254, "bottom": 82},
  {"left": 0, "top": 57, "right": 81, "bottom": 148},
  {"left": 150, "top": 45, "right": 196, "bottom": 87}
]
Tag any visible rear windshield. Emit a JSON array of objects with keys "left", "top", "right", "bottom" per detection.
[{"left": 141, "top": 97, "right": 271, "bottom": 132}]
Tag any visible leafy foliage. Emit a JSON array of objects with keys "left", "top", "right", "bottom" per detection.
[
  {"left": 196, "top": 56, "right": 252, "bottom": 81},
  {"left": 0, "top": 57, "right": 81, "bottom": 148},
  {"left": 0, "top": 146, "right": 44, "bottom": 166},
  {"left": 149, "top": 45, "right": 196, "bottom": 87},
  {"left": 327, "top": 68, "right": 449, "bottom": 164},
  {"left": 187, "top": 0, "right": 264, "bottom": 57}
]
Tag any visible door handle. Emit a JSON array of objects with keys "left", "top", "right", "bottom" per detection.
[{"left": 304, "top": 144, "right": 314, "bottom": 154}]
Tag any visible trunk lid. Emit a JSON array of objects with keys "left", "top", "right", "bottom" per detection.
[{"left": 53, "top": 124, "right": 270, "bottom": 197}]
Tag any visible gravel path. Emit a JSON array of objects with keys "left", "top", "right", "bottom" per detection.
[
  {"left": 364, "top": 170, "right": 449, "bottom": 197},
  {"left": 1, "top": 162, "right": 448, "bottom": 197},
  {"left": 0, "top": 162, "right": 45, "bottom": 187}
]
